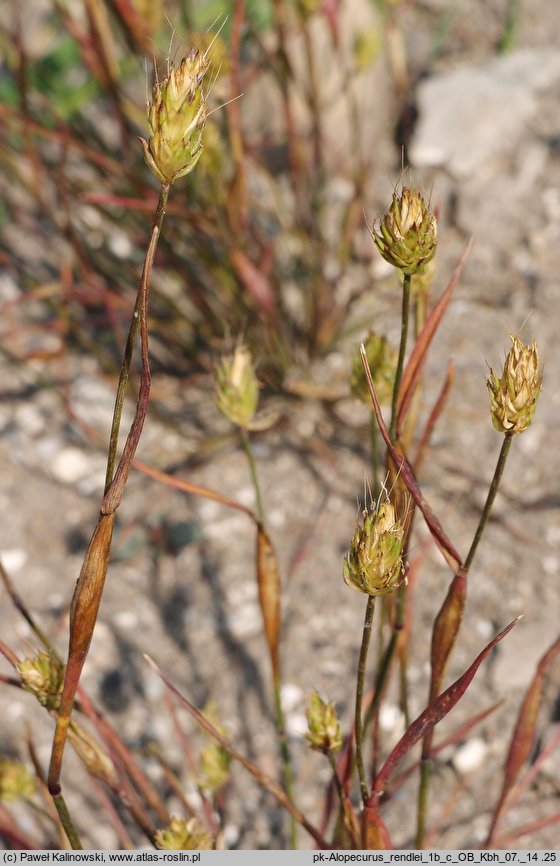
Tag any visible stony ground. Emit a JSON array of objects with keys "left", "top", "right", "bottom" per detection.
[{"left": 1, "top": 0, "right": 560, "bottom": 851}]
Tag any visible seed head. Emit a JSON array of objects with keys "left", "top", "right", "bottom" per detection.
[
  {"left": 155, "top": 817, "right": 214, "bottom": 850},
  {"left": 373, "top": 186, "right": 437, "bottom": 276},
  {"left": 344, "top": 501, "right": 406, "bottom": 596},
  {"left": 17, "top": 651, "right": 65, "bottom": 711},
  {"left": 351, "top": 332, "right": 396, "bottom": 405},
  {"left": 486, "top": 335, "right": 542, "bottom": 435},
  {"left": 197, "top": 741, "right": 231, "bottom": 791},
  {"left": 68, "top": 722, "right": 117, "bottom": 787},
  {"left": 215, "top": 345, "right": 259, "bottom": 429},
  {"left": 0, "top": 758, "right": 35, "bottom": 803},
  {"left": 305, "top": 693, "right": 343, "bottom": 755},
  {"left": 140, "top": 50, "right": 209, "bottom": 185}
]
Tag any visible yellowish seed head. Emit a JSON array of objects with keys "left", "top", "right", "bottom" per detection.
[
  {"left": 215, "top": 345, "right": 259, "bottom": 429},
  {"left": 486, "top": 335, "right": 542, "bottom": 435},
  {"left": 373, "top": 186, "right": 437, "bottom": 276},
  {"left": 197, "top": 740, "right": 231, "bottom": 792},
  {"left": 155, "top": 817, "right": 214, "bottom": 850},
  {"left": 140, "top": 50, "right": 209, "bottom": 185},
  {"left": 344, "top": 501, "right": 406, "bottom": 596},
  {"left": 305, "top": 693, "right": 343, "bottom": 755},
  {"left": 17, "top": 651, "right": 65, "bottom": 712},
  {"left": 0, "top": 758, "right": 35, "bottom": 803}
]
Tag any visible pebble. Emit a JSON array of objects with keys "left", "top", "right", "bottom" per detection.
[
  {"left": 0, "top": 272, "right": 21, "bottom": 301},
  {"left": 411, "top": 50, "right": 560, "bottom": 178},
  {"left": 223, "top": 824, "right": 241, "bottom": 849},
  {"left": 111, "top": 610, "right": 139, "bottom": 630},
  {"left": 51, "top": 446, "right": 93, "bottom": 483},
  {"left": 286, "top": 711, "right": 308, "bottom": 737},
  {"left": 0, "top": 548, "right": 28, "bottom": 572},
  {"left": 281, "top": 682, "right": 304, "bottom": 712},
  {"left": 545, "top": 525, "right": 560, "bottom": 547},
  {"left": 14, "top": 403, "right": 45, "bottom": 436},
  {"left": 108, "top": 230, "right": 133, "bottom": 260},
  {"left": 225, "top": 601, "right": 262, "bottom": 639},
  {"left": 378, "top": 702, "right": 405, "bottom": 737},
  {"left": 452, "top": 737, "right": 488, "bottom": 774},
  {"left": 541, "top": 555, "right": 559, "bottom": 576}
]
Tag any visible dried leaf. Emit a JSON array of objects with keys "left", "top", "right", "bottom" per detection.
[
  {"left": 230, "top": 249, "right": 277, "bottom": 315},
  {"left": 361, "top": 803, "right": 392, "bottom": 849},
  {"left": 371, "top": 617, "right": 520, "bottom": 800},
  {"left": 397, "top": 239, "right": 472, "bottom": 432},
  {"left": 133, "top": 459, "right": 256, "bottom": 521},
  {"left": 256, "top": 525, "right": 282, "bottom": 679}
]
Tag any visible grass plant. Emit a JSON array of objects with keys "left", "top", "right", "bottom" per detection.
[{"left": 0, "top": 0, "right": 557, "bottom": 852}]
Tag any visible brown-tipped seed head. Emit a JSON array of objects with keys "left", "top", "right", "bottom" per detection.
[
  {"left": 373, "top": 186, "right": 437, "bottom": 275},
  {"left": 486, "top": 335, "right": 542, "bottom": 435},
  {"left": 17, "top": 651, "right": 65, "bottom": 712},
  {"left": 305, "top": 693, "right": 343, "bottom": 754},
  {"left": 344, "top": 501, "right": 406, "bottom": 596},
  {"left": 155, "top": 817, "right": 214, "bottom": 850},
  {"left": 0, "top": 758, "right": 35, "bottom": 803},
  {"left": 215, "top": 345, "right": 259, "bottom": 429},
  {"left": 140, "top": 50, "right": 209, "bottom": 185},
  {"left": 351, "top": 332, "right": 397, "bottom": 405}
]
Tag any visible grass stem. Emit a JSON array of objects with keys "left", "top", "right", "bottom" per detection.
[
  {"left": 390, "top": 273, "right": 411, "bottom": 443},
  {"left": 355, "top": 596, "right": 376, "bottom": 805}
]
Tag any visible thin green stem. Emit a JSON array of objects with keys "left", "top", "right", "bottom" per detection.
[
  {"left": 241, "top": 427, "right": 295, "bottom": 844},
  {"left": 360, "top": 266, "right": 413, "bottom": 790},
  {"left": 355, "top": 595, "right": 376, "bottom": 806},
  {"left": 241, "top": 427, "right": 265, "bottom": 524},
  {"left": 52, "top": 793, "right": 82, "bottom": 849},
  {"left": 327, "top": 752, "right": 346, "bottom": 816},
  {"left": 415, "top": 432, "right": 514, "bottom": 849},
  {"left": 363, "top": 587, "right": 406, "bottom": 736},
  {"left": 464, "top": 433, "right": 513, "bottom": 571},
  {"left": 415, "top": 758, "right": 432, "bottom": 849},
  {"left": 273, "top": 673, "right": 297, "bottom": 848},
  {"left": 389, "top": 273, "right": 411, "bottom": 443}
]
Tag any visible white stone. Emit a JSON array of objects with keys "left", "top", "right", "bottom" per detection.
[
  {"left": 281, "top": 682, "right": 304, "bottom": 712},
  {"left": 111, "top": 610, "right": 139, "bottom": 629},
  {"left": 286, "top": 710, "right": 308, "bottom": 737},
  {"left": 0, "top": 548, "right": 28, "bottom": 572},
  {"left": 545, "top": 525, "right": 560, "bottom": 547},
  {"left": 0, "top": 272, "right": 21, "bottom": 301},
  {"left": 541, "top": 555, "right": 559, "bottom": 576},
  {"left": 51, "top": 446, "right": 92, "bottom": 483},
  {"left": 14, "top": 403, "right": 44, "bottom": 435},
  {"left": 452, "top": 737, "right": 488, "bottom": 774},
  {"left": 226, "top": 601, "right": 262, "bottom": 639},
  {"left": 223, "top": 824, "right": 240, "bottom": 848},
  {"left": 108, "top": 230, "right": 133, "bottom": 260},
  {"left": 378, "top": 702, "right": 405, "bottom": 735},
  {"left": 411, "top": 51, "right": 560, "bottom": 178}
]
